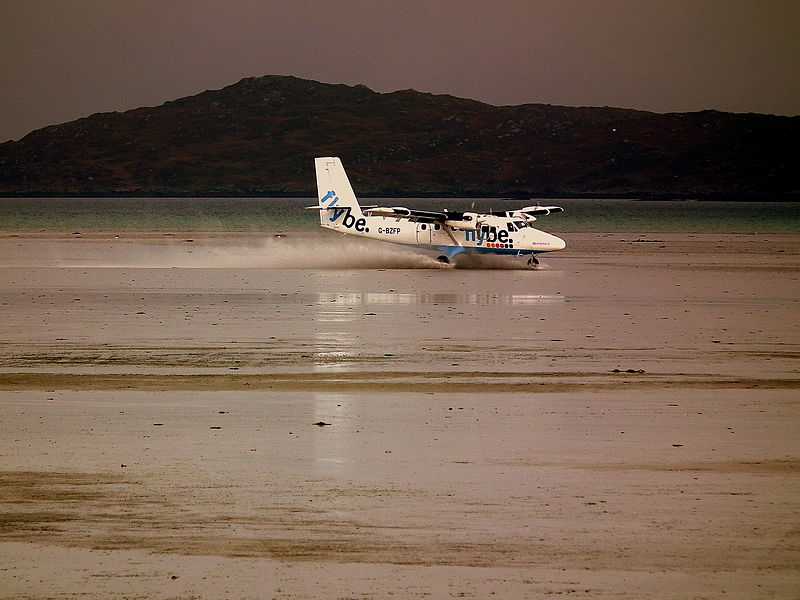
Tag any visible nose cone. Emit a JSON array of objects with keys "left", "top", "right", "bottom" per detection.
[{"left": 548, "top": 234, "right": 566, "bottom": 251}]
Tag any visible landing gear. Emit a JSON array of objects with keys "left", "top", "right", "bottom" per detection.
[
  {"left": 527, "top": 255, "right": 539, "bottom": 268},
  {"left": 436, "top": 255, "right": 450, "bottom": 264}
]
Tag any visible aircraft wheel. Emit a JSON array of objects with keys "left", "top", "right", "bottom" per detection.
[
  {"left": 527, "top": 256, "right": 539, "bottom": 268},
  {"left": 436, "top": 255, "right": 450, "bottom": 264}
]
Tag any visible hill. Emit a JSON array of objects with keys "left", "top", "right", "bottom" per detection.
[{"left": 0, "top": 75, "right": 797, "bottom": 197}]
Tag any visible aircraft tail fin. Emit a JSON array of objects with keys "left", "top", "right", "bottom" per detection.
[{"left": 314, "top": 157, "right": 364, "bottom": 228}]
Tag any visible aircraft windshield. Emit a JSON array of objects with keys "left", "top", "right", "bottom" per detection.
[{"left": 514, "top": 221, "right": 527, "bottom": 229}]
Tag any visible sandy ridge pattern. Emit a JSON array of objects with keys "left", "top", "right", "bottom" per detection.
[
  {"left": 1, "top": 232, "right": 799, "bottom": 599},
  {"left": 1, "top": 371, "right": 800, "bottom": 393}
]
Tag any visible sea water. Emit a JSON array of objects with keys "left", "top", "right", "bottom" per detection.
[{"left": 0, "top": 197, "right": 798, "bottom": 233}]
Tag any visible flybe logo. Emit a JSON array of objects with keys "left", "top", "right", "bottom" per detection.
[
  {"left": 465, "top": 228, "right": 513, "bottom": 248},
  {"left": 320, "top": 190, "right": 368, "bottom": 233},
  {"left": 320, "top": 190, "right": 340, "bottom": 208}
]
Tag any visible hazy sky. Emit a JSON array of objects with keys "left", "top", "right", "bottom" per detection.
[{"left": 1, "top": 0, "right": 798, "bottom": 142}]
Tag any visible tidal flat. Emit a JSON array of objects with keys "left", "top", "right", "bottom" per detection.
[{"left": 0, "top": 231, "right": 799, "bottom": 599}]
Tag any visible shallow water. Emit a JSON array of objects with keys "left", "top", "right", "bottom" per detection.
[
  {"left": 1, "top": 232, "right": 799, "bottom": 599},
  {"left": 1, "top": 197, "right": 798, "bottom": 232}
]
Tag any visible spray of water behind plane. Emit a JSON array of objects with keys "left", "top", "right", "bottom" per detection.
[{"left": 45, "top": 232, "right": 557, "bottom": 270}]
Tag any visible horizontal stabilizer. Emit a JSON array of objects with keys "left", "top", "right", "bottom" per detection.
[
  {"left": 364, "top": 206, "right": 411, "bottom": 217},
  {"left": 307, "top": 204, "right": 378, "bottom": 211},
  {"left": 363, "top": 206, "right": 449, "bottom": 221}
]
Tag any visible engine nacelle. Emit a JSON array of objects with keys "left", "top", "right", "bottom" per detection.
[
  {"left": 444, "top": 211, "right": 479, "bottom": 231},
  {"left": 509, "top": 211, "right": 537, "bottom": 223},
  {"left": 445, "top": 220, "right": 477, "bottom": 231},
  {"left": 476, "top": 214, "right": 509, "bottom": 228}
]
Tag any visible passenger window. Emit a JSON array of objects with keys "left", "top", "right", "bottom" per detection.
[
  {"left": 420, "top": 224, "right": 427, "bottom": 230},
  {"left": 434, "top": 224, "right": 440, "bottom": 230}
]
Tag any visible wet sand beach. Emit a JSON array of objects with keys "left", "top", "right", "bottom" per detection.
[{"left": 1, "top": 231, "right": 799, "bottom": 598}]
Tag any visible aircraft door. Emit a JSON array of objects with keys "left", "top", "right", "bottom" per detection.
[{"left": 416, "top": 222, "right": 432, "bottom": 244}]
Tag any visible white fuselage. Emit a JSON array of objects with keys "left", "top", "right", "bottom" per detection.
[{"left": 320, "top": 207, "right": 565, "bottom": 257}]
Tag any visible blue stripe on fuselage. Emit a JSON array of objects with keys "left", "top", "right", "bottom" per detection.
[{"left": 434, "top": 246, "right": 538, "bottom": 256}]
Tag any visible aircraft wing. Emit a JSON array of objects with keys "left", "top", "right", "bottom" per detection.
[
  {"left": 518, "top": 205, "right": 564, "bottom": 216},
  {"left": 305, "top": 205, "right": 378, "bottom": 210},
  {"left": 363, "top": 206, "right": 448, "bottom": 222}
]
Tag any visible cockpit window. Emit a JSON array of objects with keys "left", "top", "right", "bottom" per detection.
[
  {"left": 514, "top": 221, "right": 527, "bottom": 229},
  {"left": 507, "top": 223, "right": 517, "bottom": 232}
]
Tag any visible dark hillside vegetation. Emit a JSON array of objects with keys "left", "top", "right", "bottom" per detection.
[{"left": 0, "top": 75, "right": 797, "bottom": 197}]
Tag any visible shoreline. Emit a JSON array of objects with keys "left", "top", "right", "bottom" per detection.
[{"left": 2, "top": 192, "right": 800, "bottom": 201}]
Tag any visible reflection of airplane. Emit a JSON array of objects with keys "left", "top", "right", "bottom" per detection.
[{"left": 311, "top": 157, "right": 566, "bottom": 266}]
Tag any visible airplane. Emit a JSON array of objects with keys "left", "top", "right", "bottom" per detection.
[{"left": 310, "top": 157, "right": 566, "bottom": 267}]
